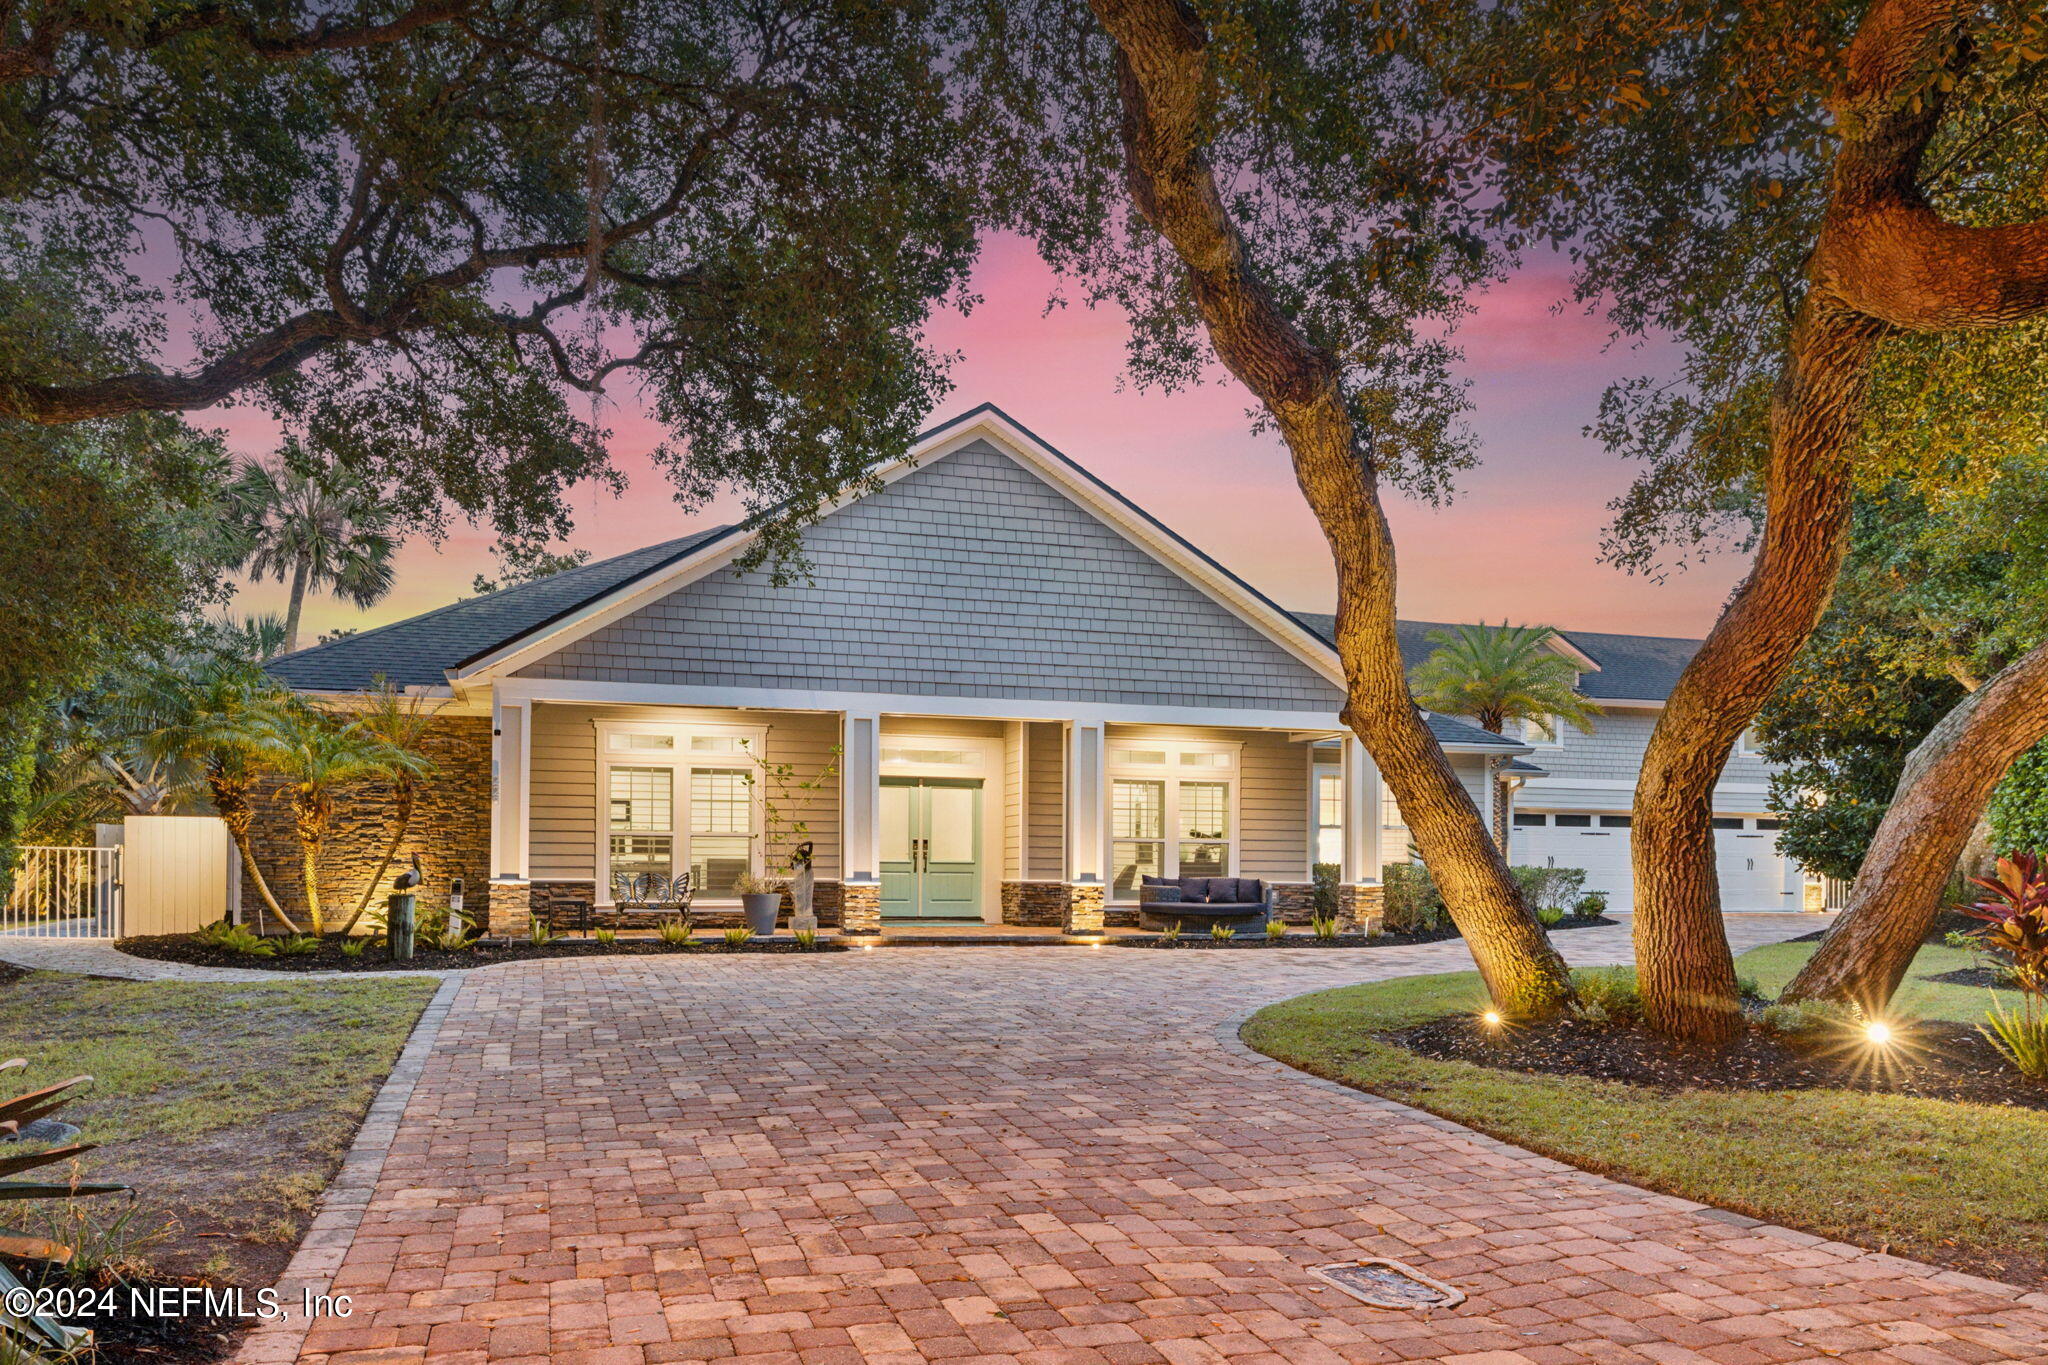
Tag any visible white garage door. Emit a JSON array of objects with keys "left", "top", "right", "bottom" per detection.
[
  {"left": 1715, "top": 817, "right": 1799, "bottom": 913},
  {"left": 1511, "top": 813, "right": 1796, "bottom": 915},
  {"left": 1511, "top": 813, "right": 1635, "bottom": 913}
]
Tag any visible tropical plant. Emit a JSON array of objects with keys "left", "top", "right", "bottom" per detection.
[
  {"left": 1264, "top": 919, "right": 1288, "bottom": 940},
  {"left": 1208, "top": 923, "right": 1236, "bottom": 942},
  {"left": 0, "top": 1059, "right": 128, "bottom": 1361},
  {"left": 240, "top": 704, "right": 430, "bottom": 937},
  {"left": 592, "top": 928, "right": 618, "bottom": 946},
  {"left": 125, "top": 655, "right": 302, "bottom": 932},
  {"left": 1310, "top": 914, "right": 1340, "bottom": 942},
  {"left": 276, "top": 934, "right": 320, "bottom": 957},
  {"left": 228, "top": 451, "right": 398, "bottom": 654},
  {"left": 196, "top": 922, "right": 275, "bottom": 958},
  {"left": 1958, "top": 855, "right": 2048, "bottom": 994},
  {"left": 1158, "top": 921, "right": 1182, "bottom": 946},
  {"left": 792, "top": 928, "right": 817, "bottom": 950},
  {"left": 336, "top": 680, "right": 442, "bottom": 937},
  {"left": 527, "top": 920, "right": 555, "bottom": 947},
  {"left": 1980, "top": 995, "right": 2048, "bottom": 1081},
  {"left": 1536, "top": 906, "right": 1566, "bottom": 928},
  {"left": 339, "top": 937, "right": 370, "bottom": 959},
  {"left": 1408, "top": 623, "right": 1603, "bottom": 739},
  {"left": 432, "top": 928, "right": 472, "bottom": 953},
  {"left": 656, "top": 918, "right": 692, "bottom": 947},
  {"left": 722, "top": 927, "right": 753, "bottom": 949}
]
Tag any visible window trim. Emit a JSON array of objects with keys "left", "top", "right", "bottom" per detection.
[
  {"left": 1520, "top": 714, "right": 1569, "bottom": 749},
  {"left": 1107, "top": 738, "right": 1242, "bottom": 900},
  {"left": 593, "top": 719, "right": 768, "bottom": 905}
]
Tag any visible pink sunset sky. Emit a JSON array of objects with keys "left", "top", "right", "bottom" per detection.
[{"left": 221, "top": 232, "right": 1746, "bottom": 645}]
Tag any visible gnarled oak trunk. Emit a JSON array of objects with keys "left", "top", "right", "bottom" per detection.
[
  {"left": 1784, "top": 639, "right": 2048, "bottom": 1011},
  {"left": 1087, "top": 0, "right": 1574, "bottom": 1015},
  {"left": 1631, "top": 0, "right": 2048, "bottom": 1042}
]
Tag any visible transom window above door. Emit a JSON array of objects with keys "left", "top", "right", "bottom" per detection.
[
  {"left": 1108, "top": 739, "right": 1239, "bottom": 900},
  {"left": 596, "top": 722, "right": 765, "bottom": 901}
]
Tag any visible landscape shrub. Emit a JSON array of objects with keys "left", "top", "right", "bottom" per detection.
[
  {"left": 1570, "top": 966, "right": 1642, "bottom": 1025},
  {"left": 1311, "top": 861, "right": 1339, "bottom": 920},
  {"left": 1510, "top": 865, "right": 1587, "bottom": 913},
  {"left": 1381, "top": 862, "right": 1446, "bottom": 933},
  {"left": 1573, "top": 890, "right": 1608, "bottom": 918},
  {"left": 1759, "top": 998, "right": 1857, "bottom": 1038}
]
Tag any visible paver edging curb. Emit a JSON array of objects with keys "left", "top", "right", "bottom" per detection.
[
  {"left": 231, "top": 974, "right": 464, "bottom": 1364},
  {"left": 1212, "top": 1003, "right": 2047, "bottom": 1307}
]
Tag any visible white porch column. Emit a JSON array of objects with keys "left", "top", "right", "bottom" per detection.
[
  {"left": 1340, "top": 735, "right": 1380, "bottom": 885},
  {"left": 1065, "top": 720, "right": 1106, "bottom": 885},
  {"left": 1063, "top": 720, "right": 1107, "bottom": 934},
  {"left": 839, "top": 710, "right": 883, "bottom": 932},
  {"left": 490, "top": 694, "right": 530, "bottom": 880}
]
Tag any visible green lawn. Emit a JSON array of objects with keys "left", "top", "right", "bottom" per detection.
[
  {"left": 1738, "top": 939, "right": 2011, "bottom": 1023},
  {"left": 1242, "top": 940, "right": 2048, "bottom": 1287},
  {"left": 0, "top": 970, "right": 437, "bottom": 1284}
]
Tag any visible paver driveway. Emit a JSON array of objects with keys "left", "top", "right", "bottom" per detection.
[{"left": 278, "top": 919, "right": 2048, "bottom": 1365}]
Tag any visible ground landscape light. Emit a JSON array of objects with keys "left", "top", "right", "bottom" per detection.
[
  {"left": 1481, "top": 1010, "right": 1503, "bottom": 1029},
  {"left": 1865, "top": 1021, "right": 1893, "bottom": 1046}
]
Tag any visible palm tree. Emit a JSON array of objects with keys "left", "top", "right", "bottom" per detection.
[
  {"left": 125, "top": 657, "right": 304, "bottom": 932},
  {"left": 244, "top": 705, "right": 429, "bottom": 937},
  {"left": 231, "top": 449, "right": 398, "bottom": 653},
  {"left": 1408, "top": 622, "right": 1603, "bottom": 738},
  {"left": 336, "top": 678, "right": 441, "bottom": 936}
]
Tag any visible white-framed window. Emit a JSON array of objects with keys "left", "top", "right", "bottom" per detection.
[
  {"left": 1108, "top": 739, "right": 1240, "bottom": 899},
  {"left": 1520, "top": 714, "right": 1568, "bottom": 747},
  {"left": 1735, "top": 726, "right": 1764, "bottom": 757},
  {"left": 597, "top": 721, "right": 766, "bottom": 901},
  {"left": 1314, "top": 767, "right": 1343, "bottom": 866}
]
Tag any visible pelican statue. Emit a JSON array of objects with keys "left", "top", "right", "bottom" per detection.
[{"left": 393, "top": 853, "right": 423, "bottom": 891}]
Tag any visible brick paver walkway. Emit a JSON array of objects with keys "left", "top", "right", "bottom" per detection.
[{"left": 268, "top": 916, "right": 2048, "bottom": 1365}]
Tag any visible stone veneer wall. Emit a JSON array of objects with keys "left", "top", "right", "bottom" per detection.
[
  {"left": 529, "top": 879, "right": 847, "bottom": 929},
  {"left": 240, "top": 715, "right": 492, "bottom": 931},
  {"left": 1001, "top": 881, "right": 1067, "bottom": 927},
  {"left": 1338, "top": 883, "right": 1386, "bottom": 934}
]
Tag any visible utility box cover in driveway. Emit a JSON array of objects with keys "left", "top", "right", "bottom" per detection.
[{"left": 123, "top": 815, "right": 236, "bottom": 936}]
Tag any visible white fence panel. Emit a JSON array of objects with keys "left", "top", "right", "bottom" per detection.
[
  {"left": 123, "top": 816, "right": 235, "bottom": 937},
  {"left": 3, "top": 846, "right": 123, "bottom": 938}
]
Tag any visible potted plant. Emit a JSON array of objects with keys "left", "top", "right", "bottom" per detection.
[
  {"left": 739, "top": 736, "right": 840, "bottom": 936},
  {"left": 735, "top": 873, "right": 782, "bottom": 935}
]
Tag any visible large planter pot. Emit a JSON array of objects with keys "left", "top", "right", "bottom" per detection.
[{"left": 741, "top": 892, "right": 782, "bottom": 935}]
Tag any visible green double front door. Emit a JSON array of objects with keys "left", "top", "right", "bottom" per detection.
[{"left": 880, "top": 777, "right": 982, "bottom": 920}]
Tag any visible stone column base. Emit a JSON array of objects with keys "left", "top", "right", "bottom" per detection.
[
  {"left": 1337, "top": 883, "right": 1385, "bottom": 935},
  {"left": 488, "top": 877, "right": 533, "bottom": 937},
  {"left": 1063, "top": 882, "right": 1105, "bottom": 935},
  {"left": 841, "top": 882, "right": 882, "bottom": 934},
  {"left": 1267, "top": 881, "right": 1316, "bottom": 924},
  {"left": 1001, "top": 881, "right": 1067, "bottom": 926}
]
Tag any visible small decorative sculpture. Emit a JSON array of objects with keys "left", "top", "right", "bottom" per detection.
[
  {"left": 393, "top": 853, "right": 423, "bottom": 891},
  {"left": 388, "top": 854, "right": 422, "bottom": 961}
]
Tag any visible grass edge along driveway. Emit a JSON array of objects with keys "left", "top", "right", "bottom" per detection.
[
  {"left": 0, "top": 970, "right": 438, "bottom": 1285},
  {"left": 1241, "top": 942, "right": 2048, "bottom": 1289}
]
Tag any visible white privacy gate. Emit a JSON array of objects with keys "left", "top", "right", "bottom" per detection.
[{"left": 2, "top": 845, "right": 123, "bottom": 938}]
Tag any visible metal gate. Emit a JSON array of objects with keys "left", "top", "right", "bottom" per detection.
[{"left": 2, "top": 846, "right": 123, "bottom": 938}]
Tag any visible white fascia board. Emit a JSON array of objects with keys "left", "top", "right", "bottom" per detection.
[
  {"left": 448, "top": 410, "right": 1346, "bottom": 690},
  {"left": 1543, "top": 634, "right": 1602, "bottom": 672},
  {"left": 490, "top": 676, "right": 1343, "bottom": 730}
]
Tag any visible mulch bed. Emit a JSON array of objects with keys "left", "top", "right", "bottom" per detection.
[
  {"left": 116, "top": 934, "right": 844, "bottom": 972},
  {"left": 1387, "top": 1010, "right": 2048, "bottom": 1111},
  {"left": 4, "top": 1264, "right": 244, "bottom": 1364},
  {"left": 1116, "top": 915, "right": 1617, "bottom": 949}
]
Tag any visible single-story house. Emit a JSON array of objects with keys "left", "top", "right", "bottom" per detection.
[{"left": 260, "top": 403, "right": 1805, "bottom": 932}]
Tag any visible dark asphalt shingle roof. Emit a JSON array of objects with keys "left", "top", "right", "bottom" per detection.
[
  {"left": 1287, "top": 613, "right": 1701, "bottom": 703},
  {"left": 1423, "top": 713, "right": 1525, "bottom": 749},
  {"left": 265, "top": 525, "right": 734, "bottom": 691}
]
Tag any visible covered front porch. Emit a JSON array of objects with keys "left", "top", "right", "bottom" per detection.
[{"left": 482, "top": 689, "right": 1390, "bottom": 935}]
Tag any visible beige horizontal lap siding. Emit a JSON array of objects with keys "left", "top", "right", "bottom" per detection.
[
  {"left": 1105, "top": 725, "right": 1310, "bottom": 883},
  {"left": 1025, "top": 722, "right": 1065, "bottom": 880},
  {"left": 528, "top": 703, "right": 842, "bottom": 883},
  {"left": 1004, "top": 722, "right": 1025, "bottom": 881},
  {"left": 880, "top": 716, "right": 1007, "bottom": 740}
]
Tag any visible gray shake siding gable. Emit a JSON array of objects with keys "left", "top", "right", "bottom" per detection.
[{"left": 517, "top": 440, "right": 1342, "bottom": 711}]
